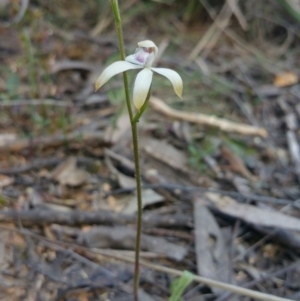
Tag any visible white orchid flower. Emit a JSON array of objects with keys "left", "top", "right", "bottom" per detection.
[{"left": 95, "top": 40, "right": 183, "bottom": 111}]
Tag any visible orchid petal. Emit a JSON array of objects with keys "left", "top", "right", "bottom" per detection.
[
  {"left": 133, "top": 68, "right": 153, "bottom": 111},
  {"left": 95, "top": 61, "right": 141, "bottom": 91},
  {"left": 151, "top": 67, "right": 183, "bottom": 98}
]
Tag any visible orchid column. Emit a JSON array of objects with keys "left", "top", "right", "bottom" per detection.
[{"left": 95, "top": 3, "right": 183, "bottom": 299}]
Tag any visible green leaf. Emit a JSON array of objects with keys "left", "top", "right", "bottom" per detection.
[{"left": 169, "top": 271, "right": 194, "bottom": 301}]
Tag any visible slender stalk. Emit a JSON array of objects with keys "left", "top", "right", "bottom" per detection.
[
  {"left": 110, "top": 1, "right": 143, "bottom": 300},
  {"left": 110, "top": 0, "right": 133, "bottom": 121},
  {"left": 131, "top": 122, "right": 142, "bottom": 300}
]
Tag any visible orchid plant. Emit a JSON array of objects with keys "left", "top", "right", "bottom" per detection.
[
  {"left": 96, "top": 2, "right": 183, "bottom": 300},
  {"left": 95, "top": 40, "right": 183, "bottom": 111}
]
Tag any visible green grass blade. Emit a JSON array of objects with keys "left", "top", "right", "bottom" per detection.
[{"left": 169, "top": 270, "right": 194, "bottom": 301}]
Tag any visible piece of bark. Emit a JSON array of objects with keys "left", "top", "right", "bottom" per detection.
[
  {"left": 0, "top": 208, "right": 193, "bottom": 228},
  {"left": 78, "top": 226, "right": 187, "bottom": 261},
  {"left": 193, "top": 201, "right": 232, "bottom": 294}
]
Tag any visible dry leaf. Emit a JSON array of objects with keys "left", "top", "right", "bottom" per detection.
[
  {"left": 273, "top": 72, "right": 298, "bottom": 87},
  {"left": 0, "top": 174, "right": 14, "bottom": 188},
  {"left": 193, "top": 201, "right": 232, "bottom": 293},
  {"left": 51, "top": 157, "right": 89, "bottom": 187},
  {"left": 0, "top": 133, "right": 17, "bottom": 147},
  {"left": 141, "top": 138, "right": 189, "bottom": 174},
  {"left": 122, "top": 189, "right": 164, "bottom": 214},
  {"left": 201, "top": 192, "right": 300, "bottom": 232},
  {"left": 221, "top": 145, "right": 256, "bottom": 181},
  {"left": 105, "top": 151, "right": 164, "bottom": 213},
  {"left": 105, "top": 153, "right": 135, "bottom": 188}
]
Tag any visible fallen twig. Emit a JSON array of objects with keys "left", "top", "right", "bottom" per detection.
[
  {"left": 0, "top": 156, "right": 99, "bottom": 175},
  {"left": 0, "top": 99, "right": 71, "bottom": 107},
  {"left": 0, "top": 131, "right": 107, "bottom": 152},
  {"left": 227, "top": 0, "right": 248, "bottom": 30},
  {"left": 0, "top": 158, "right": 63, "bottom": 175},
  {"left": 150, "top": 96, "right": 268, "bottom": 137},
  {"left": 0, "top": 209, "right": 193, "bottom": 228}
]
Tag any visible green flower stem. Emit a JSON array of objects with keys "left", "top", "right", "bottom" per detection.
[
  {"left": 131, "top": 121, "right": 142, "bottom": 301},
  {"left": 110, "top": 0, "right": 133, "bottom": 121},
  {"left": 110, "top": 1, "right": 144, "bottom": 300}
]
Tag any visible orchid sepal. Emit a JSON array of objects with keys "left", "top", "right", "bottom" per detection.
[
  {"left": 151, "top": 67, "right": 183, "bottom": 98},
  {"left": 95, "top": 61, "right": 141, "bottom": 91}
]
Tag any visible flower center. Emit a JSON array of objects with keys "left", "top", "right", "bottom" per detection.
[
  {"left": 134, "top": 47, "right": 155, "bottom": 65},
  {"left": 144, "top": 47, "right": 154, "bottom": 53}
]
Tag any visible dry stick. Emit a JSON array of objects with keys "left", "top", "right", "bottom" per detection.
[
  {"left": 150, "top": 96, "right": 268, "bottom": 137},
  {"left": 226, "top": 0, "right": 248, "bottom": 31},
  {"left": 0, "top": 225, "right": 293, "bottom": 301},
  {"left": 0, "top": 131, "right": 107, "bottom": 153},
  {"left": 0, "top": 156, "right": 97, "bottom": 175},
  {"left": 0, "top": 209, "right": 193, "bottom": 229},
  {"left": 0, "top": 99, "right": 71, "bottom": 107}
]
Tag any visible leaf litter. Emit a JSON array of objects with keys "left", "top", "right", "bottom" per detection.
[{"left": 1, "top": 1, "right": 300, "bottom": 300}]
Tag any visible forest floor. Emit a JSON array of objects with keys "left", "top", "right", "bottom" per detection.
[{"left": 1, "top": 1, "right": 300, "bottom": 300}]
